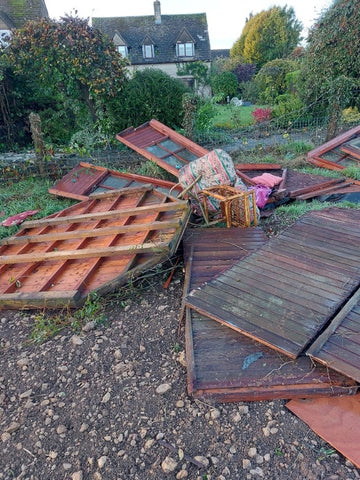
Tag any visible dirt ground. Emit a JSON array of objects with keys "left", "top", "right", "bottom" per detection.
[{"left": 1, "top": 252, "right": 359, "bottom": 480}]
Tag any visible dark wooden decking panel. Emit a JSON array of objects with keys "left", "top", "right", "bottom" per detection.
[
  {"left": 48, "top": 162, "right": 181, "bottom": 201},
  {"left": 183, "top": 227, "right": 357, "bottom": 402},
  {"left": 116, "top": 119, "right": 208, "bottom": 177},
  {"left": 186, "top": 208, "right": 360, "bottom": 358},
  {"left": 307, "top": 287, "right": 360, "bottom": 382},
  {"left": 0, "top": 189, "right": 190, "bottom": 309}
]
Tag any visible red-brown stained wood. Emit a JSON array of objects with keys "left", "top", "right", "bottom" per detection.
[
  {"left": 186, "top": 208, "right": 360, "bottom": 359},
  {"left": 286, "top": 395, "right": 360, "bottom": 468},
  {"left": 0, "top": 188, "right": 190, "bottom": 309},
  {"left": 307, "top": 124, "right": 360, "bottom": 177},
  {"left": 183, "top": 227, "right": 357, "bottom": 402},
  {"left": 116, "top": 119, "right": 208, "bottom": 177},
  {"left": 48, "top": 162, "right": 182, "bottom": 201}
]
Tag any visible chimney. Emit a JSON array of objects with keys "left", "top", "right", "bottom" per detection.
[{"left": 154, "top": 1, "right": 161, "bottom": 24}]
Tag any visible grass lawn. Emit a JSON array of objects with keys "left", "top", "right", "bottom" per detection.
[{"left": 211, "top": 104, "right": 263, "bottom": 129}]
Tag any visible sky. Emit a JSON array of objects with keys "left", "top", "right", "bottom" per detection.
[{"left": 45, "top": 0, "right": 333, "bottom": 49}]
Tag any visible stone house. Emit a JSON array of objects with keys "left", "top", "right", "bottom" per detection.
[
  {"left": 92, "top": 1, "right": 211, "bottom": 93},
  {"left": 0, "top": 0, "right": 48, "bottom": 44}
]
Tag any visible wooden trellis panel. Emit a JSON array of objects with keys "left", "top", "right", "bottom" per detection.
[{"left": 0, "top": 187, "right": 190, "bottom": 309}]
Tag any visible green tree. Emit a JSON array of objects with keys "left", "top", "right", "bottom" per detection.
[
  {"left": 254, "top": 58, "right": 298, "bottom": 104},
  {"left": 210, "top": 71, "right": 238, "bottom": 102},
  {"left": 231, "top": 6, "right": 302, "bottom": 69},
  {"left": 7, "top": 16, "right": 128, "bottom": 142},
  {"left": 117, "top": 69, "right": 188, "bottom": 130},
  {"left": 300, "top": 0, "right": 360, "bottom": 139}
]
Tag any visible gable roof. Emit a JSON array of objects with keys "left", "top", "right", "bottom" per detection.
[
  {"left": 0, "top": 0, "right": 48, "bottom": 29},
  {"left": 92, "top": 12, "right": 211, "bottom": 65}
]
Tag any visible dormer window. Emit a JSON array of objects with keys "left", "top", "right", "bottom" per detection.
[
  {"left": 176, "top": 42, "right": 194, "bottom": 57},
  {"left": 117, "top": 45, "right": 128, "bottom": 58},
  {"left": 175, "top": 28, "right": 195, "bottom": 58},
  {"left": 113, "top": 32, "right": 128, "bottom": 58},
  {"left": 142, "top": 44, "right": 154, "bottom": 59}
]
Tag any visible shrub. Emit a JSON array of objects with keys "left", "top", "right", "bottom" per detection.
[
  {"left": 210, "top": 71, "right": 238, "bottom": 102},
  {"left": 342, "top": 106, "right": 360, "bottom": 124},
  {"left": 251, "top": 107, "right": 272, "bottom": 123},
  {"left": 117, "top": 69, "right": 188, "bottom": 129}
]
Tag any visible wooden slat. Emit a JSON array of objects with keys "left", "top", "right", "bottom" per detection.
[
  {"left": 0, "top": 241, "right": 169, "bottom": 264},
  {"left": 307, "top": 287, "right": 360, "bottom": 382},
  {"left": 0, "top": 220, "right": 180, "bottom": 246},
  {"left": 186, "top": 208, "right": 360, "bottom": 358},
  {"left": 21, "top": 200, "right": 188, "bottom": 228}
]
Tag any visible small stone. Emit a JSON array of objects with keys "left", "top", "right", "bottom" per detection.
[
  {"left": 1, "top": 432, "right": 11, "bottom": 442},
  {"left": 238, "top": 405, "right": 249, "bottom": 415},
  {"left": 56, "top": 425, "right": 67, "bottom": 435},
  {"left": 243, "top": 459, "right": 251, "bottom": 469},
  {"left": 194, "top": 456, "right": 209, "bottom": 468},
  {"left": 248, "top": 447, "right": 257, "bottom": 458},
  {"left": 102, "top": 392, "right": 111, "bottom": 403},
  {"left": 262, "top": 427, "right": 270, "bottom": 437},
  {"left": 71, "top": 335, "right": 83, "bottom": 346},
  {"left": 82, "top": 321, "right": 96, "bottom": 332},
  {"left": 139, "top": 344, "right": 146, "bottom": 353},
  {"left": 250, "top": 467, "right": 264, "bottom": 477},
  {"left": 264, "top": 453, "right": 271, "bottom": 462},
  {"left": 72, "top": 472, "right": 83, "bottom": 480},
  {"left": 256, "top": 455, "right": 264, "bottom": 464},
  {"left": 232, "top": 412, "right": 242, "bottom": 423},
  {"left": 161, "top": 456, "right": 177, "bottom": 473},
  {"left": 144, "top": 439, "right": 155, "bottom": 450},
  {"left": 270, "top": 427, "right": 278, "bottom": 434},
  {"left": 176, "top": 470, "right": 188, "bottom": 479},
  {"left": 19, "top": 389, "right": 33, "bottom": 399},
  {"left": 97, "top": 456, "right": 108, "bottom": 468},
  {"left": 156, "top": 383, "right": 171, "bottom": 395},
  {"left": 63, "top": 463, "right": 72, "bottom": 470},
  {"left": 210, "top": 408, "right": 220, "bottom": 420},
  {"left": 48, "top": 451, "right": 58, "bottom": 460},
  {"left": 79, "top": 423, "right": 89, "bottom": 433},
  {"left": 6, "top": 421, "right": 21, "bottom": 434},
  {"left": 176, "top": 400, "right": 185, "bottom": 408}
]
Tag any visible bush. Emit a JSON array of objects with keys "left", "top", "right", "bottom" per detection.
[
  {"left": 117, "top": 69, "right": 189, "bottom": 129},
  {"left": 210, "top": 71, "right": 238, "bottom": 102},
  {"left": 272, "top": 93, "right": 306, "bottom": 126},
  {"left": 342, "top": 106, "right": 360, "bottom": 124},
  {"left": 251, "top": 107, "right": 272, "bottom": 123}
]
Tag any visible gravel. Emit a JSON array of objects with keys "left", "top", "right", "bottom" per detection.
[{"left": 0, "top": 271, "right": 359, "bottom": 480}]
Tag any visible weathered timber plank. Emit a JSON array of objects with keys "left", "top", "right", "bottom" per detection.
[
  {"left": 0, "top": 220, "right": 180, "bottom": 246},
  {"left": 0, "top": 242, "right": 169, "bottom": 265},
  {"left": 21, "top": 201, "right": 188, "bottom": 228}
]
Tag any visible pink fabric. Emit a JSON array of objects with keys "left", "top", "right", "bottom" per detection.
[
  {"left": 251, "top": 173, "right": 282, "bottom": 188},
  {"left": 254, "top": 185, "right": 272, "bottom": 208},
  {"left": 1, "top": 210, "right": 39, "bottom": 227}
]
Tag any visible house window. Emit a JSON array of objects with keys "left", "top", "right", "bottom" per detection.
[
  {"left": 142, "top": 44, "right": 154, "bottom": 59},
  {"left": 117, "top": 45, "right": 128, "bottom": 58},
  {"left": 0, "top": 30, "right": 11, "bottom": 47},
  {"left": 176, "top": 42, "right": 194, "bottom": 57}
]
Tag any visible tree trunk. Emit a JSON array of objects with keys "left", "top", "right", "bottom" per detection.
[{"left": 326, "top": 100, "right": 341, "bottom": 142}]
